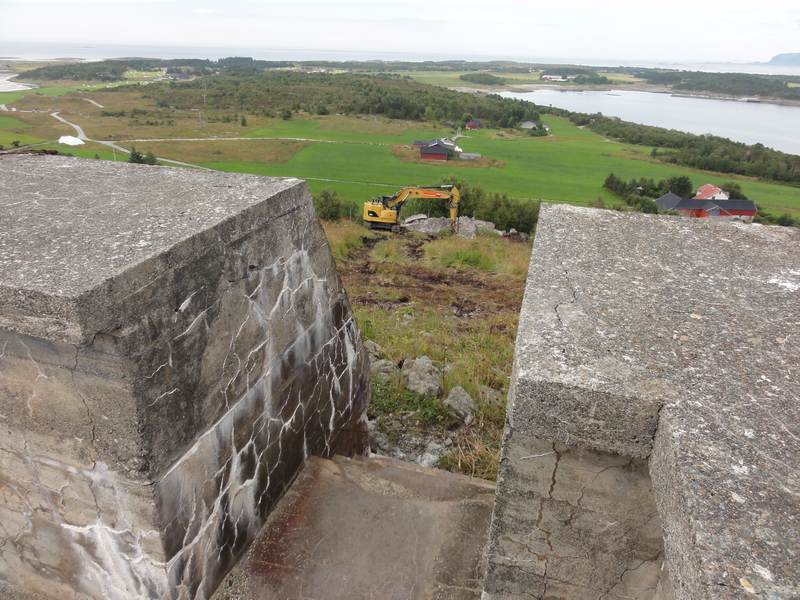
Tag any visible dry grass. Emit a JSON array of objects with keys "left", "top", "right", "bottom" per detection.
[
  {"left": 117, "top": 138, "right": 310, "bottom": 165},
  {"left": 424, "top": 234, "right": 531, "bottom": 279},
  {"left": 317, "top": 115, "right": 429, "bottom": 136},
  {"left": 321, "top": 220, "right": 377, "bottom": 261}
]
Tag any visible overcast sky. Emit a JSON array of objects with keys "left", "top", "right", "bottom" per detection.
[{"left": 2, "top": 0, "right": 799, "bottom": 63}]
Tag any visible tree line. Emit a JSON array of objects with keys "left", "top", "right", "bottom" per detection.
[
  {"left": 559, "top": 111, "right": 800, "bottom": 185},
  {"left": 314, "top": 178, "right": 540, "bottom": 234},
  {"left": 139, "top": 71, "right": 542, "bottom": 128},
  {"left": 633, "top": 70, "right": 800, "bottom": 101}
]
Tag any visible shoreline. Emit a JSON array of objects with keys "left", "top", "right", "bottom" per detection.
[
  {"left": 0, "top": 72, "right": 33, "bottom": 93},
  {"left": 454, "top": 83, "right": 800, "bottom": 108}
]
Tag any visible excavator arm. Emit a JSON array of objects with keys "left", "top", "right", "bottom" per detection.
[{"left": 363, "top": 185, "right": 460, "bottom": 231}]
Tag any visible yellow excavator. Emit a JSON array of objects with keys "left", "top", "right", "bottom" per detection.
[{"left": 362, "top": 185, "right": 461, "bottom": 232}]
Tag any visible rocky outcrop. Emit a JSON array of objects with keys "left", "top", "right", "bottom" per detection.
[{"left": 0, "top": 156, "right": 370, "bottom": 600}]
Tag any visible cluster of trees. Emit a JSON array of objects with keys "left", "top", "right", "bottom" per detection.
[
  {"left": 128, "top": 147, "right": 158, "bottom": 165},
  {"left": 604, "top": 173, "right": 693, "bottom": 200},
  {"left": 633, "top": 70, "right": 800, "bottom": 101},
  {"left": 459, "top": 73, "right": 506, "bottom": 86},
  {"left": 21, "top": 58, "right": 214, "bottom": 81},
  {"left": 558, "top": 112, "right": 800, "bottom": 184},
  {"left": 541, "top": 67, "right": 611, "bottom": 85},
  {"left": 450, "top": 179, "right": 540, "bottom": 233},
  {"left": 140, "top": 72, "right": 541, "bottom": 128}
]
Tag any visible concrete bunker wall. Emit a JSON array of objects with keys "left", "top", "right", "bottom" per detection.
[
  {"left": 484, "top": 204, "right": 799, "bottom": 599},
  {"left": 0, "top": 156, "right": 369, "bottom": 599}
]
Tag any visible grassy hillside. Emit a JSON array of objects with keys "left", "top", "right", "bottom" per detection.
[{"left": 324, "top": 221, "right": 531, "bottom": 479}]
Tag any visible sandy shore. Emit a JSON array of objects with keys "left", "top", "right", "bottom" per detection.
[{"left": 0, "top": 73, "right": 32, "bottom": 92}]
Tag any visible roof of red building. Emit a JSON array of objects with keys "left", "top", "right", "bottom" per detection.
[{"left": 694, "top": 184, "right": 726, "bottom": 200}]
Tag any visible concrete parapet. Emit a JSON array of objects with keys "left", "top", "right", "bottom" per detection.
[
  {"left": 485, "top": 204, "right": 799, "bottom": 599},
  {"left": 0, "top": 156, "right": 369, "bottom": 599}
]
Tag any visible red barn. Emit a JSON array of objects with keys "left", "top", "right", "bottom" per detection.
[
  {"left": 465, "top": 119, "right": 483, "bottom": 130},
  {"left": 419, "top": 142, "right": 451, "bottom": 161}
]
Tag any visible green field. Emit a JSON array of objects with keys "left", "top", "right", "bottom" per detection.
[
  {"left": 137, "top": 115, "right": 800, "bottom": 217},
  {"left": 2, "top": 83, "right": 800, "bottom": 218}
]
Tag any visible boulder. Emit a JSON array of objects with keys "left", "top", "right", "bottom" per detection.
[
  {"left": 444, "top": 386, "right": 477, "bottom": 424},
  {"left": 402, "top": 356, "right": 442, "bottom": 397},
  {"left": 371, "top": 358, "right": 398, "bottom": 382},
  {"left": 364, "top": 339, "right": 384, "bottom": 362},
  {"left": 403, "top": 217, "right": 451, "bottom": 235},
  {"left": 403, "top": 213, "right": 428, "bottom": 225},
  {"left": 416, "top": 440, "right": 446, "bottom": 468}
]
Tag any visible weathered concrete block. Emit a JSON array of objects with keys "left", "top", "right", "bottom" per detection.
[
  {"left": 0, "top": 155, "right": 369, "bottom": 599},
  {"left": 485, "top": 204, "right": 800, "bottom": 599}
]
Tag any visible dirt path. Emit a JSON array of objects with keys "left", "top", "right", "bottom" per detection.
[
  {"left": 81, "top": 97, "right": 104, "bottom": 108},
  {"left": 49, "top": 112, "right": 212, "bottom": 170}
]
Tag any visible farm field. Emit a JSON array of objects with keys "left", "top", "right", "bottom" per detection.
[{"left": 2, "top": 82, "right": 800, "bottom": 217}]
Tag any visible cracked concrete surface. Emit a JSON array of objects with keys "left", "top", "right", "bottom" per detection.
[
  {"left": 0, "top": 156, "right": 369, "bottom": 599},
  {"left": 483, "top": 434, "right": 666, "bottom": 600},
  {"left": 214, "top": 455, "right": 496, "bottom": 600},
  {"left": 486, "top": 204, "right": 799, "bottom": 599}
]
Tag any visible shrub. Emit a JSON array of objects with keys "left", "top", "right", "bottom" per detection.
[{"left": 313, "top": 189, "right": 343, "bottom": 220}]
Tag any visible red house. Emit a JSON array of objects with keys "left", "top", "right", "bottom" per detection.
[
  {"left": 655, "top": 192, "right": 757, "bottom": 221},
  {"left": 465, "top": 119, "right": 483, "bottom": 130}
]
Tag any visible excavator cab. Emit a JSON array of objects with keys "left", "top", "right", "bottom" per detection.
[{"left": 363, "top": 186, "right": 460, "bottom": 232}]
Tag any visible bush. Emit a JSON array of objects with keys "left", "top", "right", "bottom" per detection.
[
  {"left": 459, "top": 72, "right": 506, "bottom": 86},
  {"left": 313, "top": 189, "right": 343, "bottom": 220},
  {"left": 441, "top": 178, "right": 540, "bottom": 233},
  {"left": 128, "top": 147, "right": 158, "bottom": 165}
]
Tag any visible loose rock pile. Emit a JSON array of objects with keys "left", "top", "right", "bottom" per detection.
[
  {"left": 365, "top": 341, "right": 487, "bottom": 468},
  {"left": 402, "top": 215, "right": 498, "bottom": 239}
]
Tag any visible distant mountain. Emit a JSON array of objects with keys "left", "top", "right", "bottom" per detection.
[{"left": 769, "top": 53, "right": 800, "bottom": 66}]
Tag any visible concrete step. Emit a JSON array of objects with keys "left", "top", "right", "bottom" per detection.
[{"left": 213, "top": 455, "right": 495, "bottom": 600}]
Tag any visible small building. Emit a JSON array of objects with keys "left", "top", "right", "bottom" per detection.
[
  {"left": 656, "top": 193, "right": 757, "bottom": 221},
  {"left": 694, "top": 184, "right": 730, "bottom": 201},
  {"left": 465, "top": 119, "right": 483, "bottom": 130},
  {"left": 519, "top": 120, "right": 550, "bottom": 132},
  {"left": 412, "top": 139, "right": 437, "bottom": 148},
  {"left": 419, "top": 142, "right": 451, "bottom": 161}
]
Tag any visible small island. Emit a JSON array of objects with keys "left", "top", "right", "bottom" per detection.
[{"left": 769, "top": 53, "right": 800, "bottom": 66}]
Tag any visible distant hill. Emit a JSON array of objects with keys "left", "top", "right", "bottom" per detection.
[{"left": 769, "top": 53, "right": 800, "bottom": 66}]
